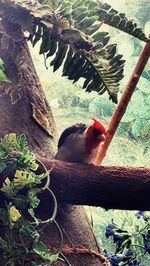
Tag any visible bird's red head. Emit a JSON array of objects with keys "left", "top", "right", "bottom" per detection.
[
  {"left": 91, "top": 118, "right": 107, "bottom": 136},
  {"left": 85, "top": 118, "right": 107, "bottom": 154}
]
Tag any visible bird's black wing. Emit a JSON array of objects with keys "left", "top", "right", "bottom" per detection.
[{"left": 58, "top": 123, "right": 87, "bottom": 149}]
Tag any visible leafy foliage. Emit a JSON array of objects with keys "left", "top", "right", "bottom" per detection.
[
  {"left": 0, "top": 134, "right": 68, "bottom": 265},
  {"left": 103, "top": 212, "right": 150, "bottom": 265},
  {"left": 0, "top": 0, "right": 149, "bottom": 103},
  {"left": 94, "top": 2, "right": 149, "bottom": 42}
]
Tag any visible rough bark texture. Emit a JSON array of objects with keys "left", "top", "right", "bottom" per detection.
[
  {"left": 44, "top": 205, "right": 108, "bottom": 266},
  {"left": 0, "top": 21, "right": 105, "bottom": 266},
  {"left": 37, "top": 158, "right": 150, "bottom": 211},
  {"left": 0, "top": 21, "right": 57, "bottom": 157}
]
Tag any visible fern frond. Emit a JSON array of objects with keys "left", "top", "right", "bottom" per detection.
[
  {"left": 0, "top": 0, "right": 149, "bottom": 103},
  {"left": 71, "top": 1, "right": 150, "bottom": 42},
  {"left": 96, "top": 2, "right": 150, "bottom": 42}
]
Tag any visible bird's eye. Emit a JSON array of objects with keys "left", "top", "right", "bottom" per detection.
[{"left": 93, "top": 128, "right": 101, "bottom": 137}]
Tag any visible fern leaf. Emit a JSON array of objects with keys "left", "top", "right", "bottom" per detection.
[
  {"left": 96, "top": 3, "right": 150, "bottom": 42},
  {"left": 71, "top": 0, "right": 150, "bottom": 42},
  {"left": 50, "top": 42, "right": 68, "bottom": 72},
  {"left": 1, "top": 0, "right": 149, "bottom": 103}
]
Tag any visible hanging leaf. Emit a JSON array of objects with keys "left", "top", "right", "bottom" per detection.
[
  {"left": 0, "top": 58, "right": 9, "bottom": 82},
  {"left": 50, "top": 42, "right": 68, "bottom": 72},
  {"left": 32, "top": 25, "right": 42, "bottom": 47},
  {"left": 46, "top": 40, "right": 58, "bottom": 58}
]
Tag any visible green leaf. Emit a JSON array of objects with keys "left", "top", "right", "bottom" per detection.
[
  {"left": 48, "top": 254, "right": 59, "bottom": 262},
  {"left": 32, "top": 25, "right": 42, "bottom": 47},
  {"left": 46, "top": 40, "right": 58, "bottom": 58},
  {"left": 0, "top": 69, "right": 8, "bottom": 82},
  {"left": 1, "top": 177, "right": 17, "bottom": 198},
  {"left": 33, "top": 241, "right": 58, "bottom": 261},
  {"left": 0, "top": 133, "right": 59, "bottom": 265},
  {"left": 96, "top": 5, "right": 150, "bottom": 42},
  {"left": 74, "top": 11, "right": 89, "bottom": 23},
  {"left": 93, "top": 31, "right": 109, "bottom": 42},
  {"left": 50, "top": 43, "right": 68, "bottom": 72},
  {"left": 20, "top": 222, "right": 39, "bottom": 238},
  {"left": 17, "top": 134, "right": 27, "bottom": 147},
  {"left": 72, "top": 0, "right": 87, "bottom": 9},
  {"left": 0, "top": 58, "right": 9, "bottom": 82},
  {"left": 0, "top": 160, "right": 6, "bottom": 173},
  {"left": 1, "top": 0, "right": 149, "bottom": 104},
  {"left": 39, "top": 29, "right": 52, "bottom": 54},
  {"left": 77, "top": 16, "right": 99, "bottom": 29},
  {"left": 28, "top": 189, "right": 41, "bottom": 208},
  {"left": 13, "top": 195, "right": 27, "bottom": 209},
  {"left": 84, "top": 23, "right": 102, "bottom": 35}
]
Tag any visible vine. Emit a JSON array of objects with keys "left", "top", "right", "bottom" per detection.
[{"left": 0, "top": 133, "right": 70, "bottom": 265}]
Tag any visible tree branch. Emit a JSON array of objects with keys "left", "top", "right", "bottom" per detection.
[
  {"left": 38, "top": 158, "right": 150, "bottom": 211},
  {"left": 94, "top": 34, "right": 150, "bottom": 165}
]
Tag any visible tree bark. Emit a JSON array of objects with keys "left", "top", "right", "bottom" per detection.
[
  {"left": 0, "top": 21, "right": 57, "bottom": 157},
  {"left": 0, "top": 21, "right": 105, "bottom": 266},
  {"left": 37, "top": 158, "right": 150, "bottom": 211}
]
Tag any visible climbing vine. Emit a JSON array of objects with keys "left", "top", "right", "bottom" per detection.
[{"left": 0, "top": 133, "right": 70, "bottom": 265}]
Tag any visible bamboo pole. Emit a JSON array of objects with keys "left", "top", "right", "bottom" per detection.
[{"left": 94, "top": 38, "right": 150, "bottom": 166}]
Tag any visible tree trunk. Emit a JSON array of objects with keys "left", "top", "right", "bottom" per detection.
[
  {"left": 0, "top": 21, "right": 105, "bottom": 266},
  {"left": 0, "top": 21, "right": 57, "bottom": 157}
]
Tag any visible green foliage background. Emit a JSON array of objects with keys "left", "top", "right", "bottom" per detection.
[{"left": 29, "top": 0, "right": 150, "bottom": 264}]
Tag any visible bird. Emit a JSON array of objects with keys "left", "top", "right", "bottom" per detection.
[{"left": 55, "top": 118, "right": 107, "bottom": 163}]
